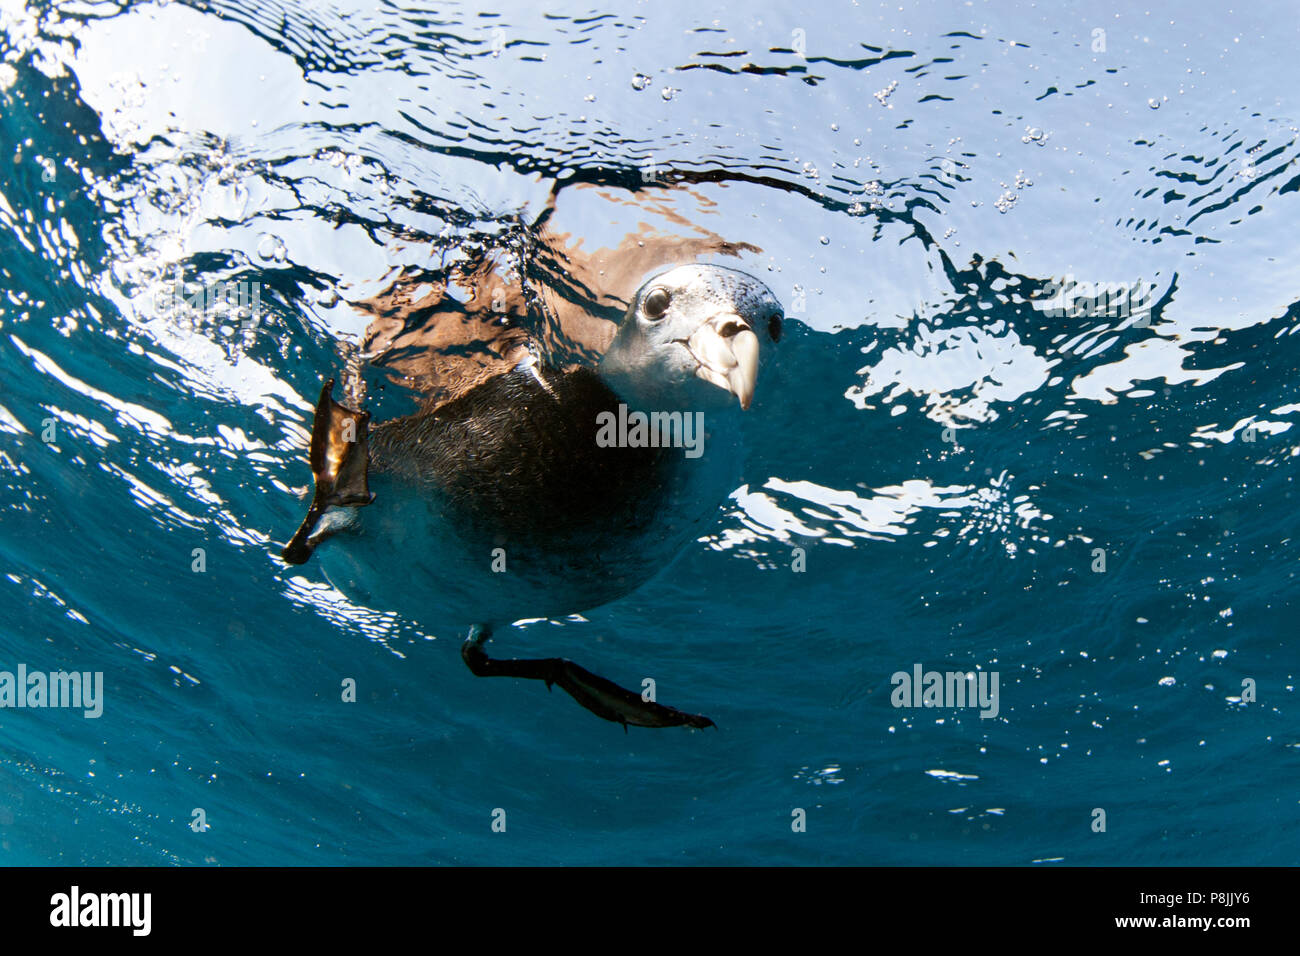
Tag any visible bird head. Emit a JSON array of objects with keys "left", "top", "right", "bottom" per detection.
[{"left": 598, "top": 264, "right": 784, "bottom": 412}]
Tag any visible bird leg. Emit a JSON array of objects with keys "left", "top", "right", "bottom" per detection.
[{"left": 461, "top": 625, "right": 715, "bottom": 731}]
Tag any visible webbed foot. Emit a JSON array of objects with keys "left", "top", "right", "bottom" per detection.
[
  {"left": 282, "top": 378, "right": 374, "bottom": 565},
  {"left": 461, "top": 625, "right": 715, "bottom": 730}
]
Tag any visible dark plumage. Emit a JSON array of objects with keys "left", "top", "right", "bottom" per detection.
[{"left": 368, "top": 365, "right": 672, "bottom": 544}]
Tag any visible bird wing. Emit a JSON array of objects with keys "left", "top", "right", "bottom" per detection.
[{"left": 351, "top": 180, "right": 761, "bottom": 414}]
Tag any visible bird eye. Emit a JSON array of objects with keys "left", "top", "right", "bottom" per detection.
[
  {"left": 767, "top": 313, "right": 783, "bottom": 343},
  {"left": 643, "top": 287, "right": 671, "bottom": 319}
]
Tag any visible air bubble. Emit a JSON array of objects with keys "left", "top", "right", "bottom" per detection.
[{"left": 257, "top": 234, "right": 287, "bottom": 263}]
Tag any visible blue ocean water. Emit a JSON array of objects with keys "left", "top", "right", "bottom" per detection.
[{"left": 0, "top": 0, "right": 1297, "bottom": 866}]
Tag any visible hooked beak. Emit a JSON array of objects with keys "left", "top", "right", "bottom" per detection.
[{"left": 684, "top": 314, "right": 760, "bottom": 410}]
